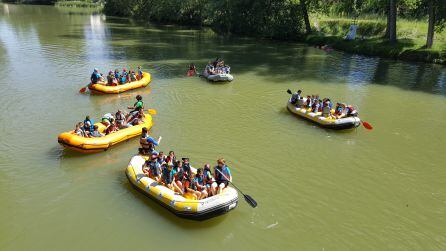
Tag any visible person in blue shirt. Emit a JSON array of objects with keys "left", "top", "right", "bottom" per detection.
[
  {"left": 212, "top": 158, "right": 232, "bottom": 195},
  {"left": 139, "top": 127, "right": 162, "bottom": 155},
  {"left": 193, "top": 168, "right": 208, "bottom": 199},
  {"left": 137, "top": 66, "right": 143, "bottom": 80},
  {"left": 83, "top": 115, "right": 94, "bottom": 133},
  {"left": 142, "top": 154, "right": 161, "bottom": 182},
  {"left": 90, "top": 68, "right": 102, "bottom": 84}
]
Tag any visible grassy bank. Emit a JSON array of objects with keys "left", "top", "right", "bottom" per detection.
[
  {"left": 308, "top": 15, "right": 446, "bottom": 64},
  {"left": 55, "top": 0, "right": 103, "bottom": 13}
]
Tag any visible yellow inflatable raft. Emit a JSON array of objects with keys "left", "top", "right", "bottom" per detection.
[
  {"left": 58, "top": 112, "right": 153, "bottom": 153},
  {"left": 88, "top": 72, "right": 151, "bottom": 94},
  {"left": 126, "top": 155, "right": 239, "bottom": 220}
]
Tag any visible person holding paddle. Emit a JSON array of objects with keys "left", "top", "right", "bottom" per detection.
[{"left": 212, "top": 158, "right": 232, "bottom": 195}]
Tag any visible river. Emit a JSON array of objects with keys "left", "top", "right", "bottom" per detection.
[{"left": 1, "top": 4, "right": 445, "bottom": 251}]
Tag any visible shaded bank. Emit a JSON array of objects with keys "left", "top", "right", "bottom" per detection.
[{"left": 103, "top": 0, "right": 445, "bottom": 65}]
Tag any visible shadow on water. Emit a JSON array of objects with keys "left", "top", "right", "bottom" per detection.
[
  {"left": 122, "top": 181, "right": 228, "bottom": 229},
  {"left": 9, "top": 4, "right": 445, "bottom": 96}
]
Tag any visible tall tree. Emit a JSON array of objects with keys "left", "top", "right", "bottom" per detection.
[
  {"left": 387, "top": 0, "right": 397, "bottom": 43},
  {"left": 425, "top": 0, "right": 446, "bottom": 48},
  {"left": 300, "top": 0, "right": 312, "bottom": 34}
]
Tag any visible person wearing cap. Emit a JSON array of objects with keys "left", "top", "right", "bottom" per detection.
[
  {"left": 212, "top": 158, "right": 232, "bottom": 195},
  {"left": 142, "top": 154, "right": 161, "bottom": 182},
  {"left": 290, "top": 90, "right": 302, "bottom": 105}
]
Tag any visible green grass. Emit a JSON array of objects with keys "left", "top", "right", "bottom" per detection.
[
  {"left": 308, "top": 15, "right": 446, "bottom": 64},
  {"left": 55, "top": 0, "right": 103, "bottom": 12}
]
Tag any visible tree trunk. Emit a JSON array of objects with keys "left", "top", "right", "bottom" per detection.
[
  {"left": 388, "top": 0, "right": 397, "bottom": 43},
  {"left": 300, "top": 0, "right": 312, "bottom": 34},
  {"left": 426, "top": 0, "right": 435, "bottom": 48}
]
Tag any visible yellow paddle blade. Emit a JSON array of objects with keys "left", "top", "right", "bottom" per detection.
[{"left": 148, "top": 109, "right": 157, "bottom": 115}]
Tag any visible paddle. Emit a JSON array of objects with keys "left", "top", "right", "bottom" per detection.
[
  {"left": 362, "top": 121, "right": 373, "bottom": 130},
  {"left": 216, "top": 168, "right": 257, "bottom": 208},
  {"left": 147, "top": 109, "right": 157, "bottom": 115},
  {"left": 79, "top": 84, "right": 89, "bottom": 93},
  {"left": 286, "top": 89, "right": 292, "bottom": 95}
]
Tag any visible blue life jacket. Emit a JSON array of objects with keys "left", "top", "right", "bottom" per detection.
[{"left": 83, "top": 119, "right": 94, "bottom": 132}]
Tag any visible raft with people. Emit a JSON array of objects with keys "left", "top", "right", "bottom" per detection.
[
  {"left": 58, "top": 111, "right": 153, "bottom": 153},
  {"left": 201, "top": 59, "right": 234, "bottom": 82},
  {"left": 126, "top": 154, "right": 239, "bottom": 220},
  {"left": 286, "top": 89, "right": 361, "bottom": 130},
  {"left": 82, "top": 67, "right": 151, "bottom": 94}
]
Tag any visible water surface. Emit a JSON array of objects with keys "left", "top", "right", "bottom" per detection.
[{"left": 1, "top": 4, "right": 446, "bottom": 251}]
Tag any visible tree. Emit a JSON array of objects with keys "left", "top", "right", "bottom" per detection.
[
  {"left": 300, "top": 0, "right": 312, "bottom": 34},
  {"left": 425, "top": 0, "right": 446, "bottom": 48},
  {"left": 387, "top": 0, "right": 397, "bottom": 43}
]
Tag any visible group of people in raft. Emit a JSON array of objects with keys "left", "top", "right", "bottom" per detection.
[
  {"left": 138, "top": 126, "right": 232, "bottom": 200},
  {"left": 73, "top": 95, "right": 146, "bottom": 137},
  {"left": 204, "top": 58, "right": 231, "bottom": 75},
  {"left": 290, "top": 90, "right": 358, "bottom": 119},
  {"left": 90, "top": 66, "right": 144, "bottom": 86}
]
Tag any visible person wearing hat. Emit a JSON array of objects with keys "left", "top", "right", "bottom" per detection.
[{"left": 143, "top": 154, "right": 161, "bottom": 182}]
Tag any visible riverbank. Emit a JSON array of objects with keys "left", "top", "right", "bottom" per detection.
[
  {"left": 308, "top": 16, "right": 446, "bottom": 65},
  {"left": 55, "top": 0, "right": 103, "bottom": 13}
]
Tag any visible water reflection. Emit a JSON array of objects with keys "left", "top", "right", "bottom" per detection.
[{"left": 84, "top": 14, "right": 111, "bottom": 61}]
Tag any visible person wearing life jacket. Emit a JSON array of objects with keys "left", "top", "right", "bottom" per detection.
[
  {"left": 184, "top": 173, "right": 201, "bottom": 200},
  {"left": 193, "top": 168, "right": 208, "bottom": 199},
  {"left": 157, "top": 151, "right": 166, "bottom": 165},
  {"left": 161, "top": 163, "right": 183, "bottom": 194},
  {"left": 114, "top": 69, "right": 121, "bottom": 80},
  {"left": 212, "top": 158, "right": 232, "bottom": 195},
  {"left": 290, "top": 90, "right": 302, "bottom": 105},
  {"left": 311, "top": 99, "right": 320, "bottom": 113},
  {"left": 128, "top": 95, "right": 144, "bottom": 116},
  {"left": 297, "top": 96, "right": 305, "bottom": 108},
  {"left": 101, "top": 113, "right": 114, "bottom": 127},
  {"left": 182, "top": 157, "right": 192, "bottom": 177},
  {"left": 90, "top": 68, "right": 102, "bottom": 84},
  {"left": 83, "top": 116, "right": 94, "bottom": 133},
  {"left": 334, "top": 103, "right": 346, "bottom": 119},
  {"left": 139, "top": 127, "right": 162, "bottom": 155},
  {"left": 90, "top": 125, "right": 104, "bottom": 137},
  {"left": 74, "top": 122, "right": 87, "bottom": 137},
  {"left": 346, "top": 105, "right": 358, "bottom": 117},
  {"left": 130, "top": 70, "right": 137, "bottom": 82},
  {"left": 173, "top": 160, "right": 185, "bottom": 192},
  {"left": 305, "top": 96, "right": 312, "bottom": 109},
  {"left": 105, "top": 118, "right": 119, "bottom": 135},
  {"left": 120, "top": 68, "right": 128, "bottom": 84},
  {"left": 321, "top": 101, "right": 332, "bottom": 118},
  {"left": 142, "top": 154, "right": 161, "bottom": 182},
  {"left": 203, "top": 163, "right": 215, "bottom": 196},
  {"left": 137, "top": 66, "right": 143, "bottom": 80},
  {"left": 115, "top": 110, "right": 127, "bottom": 128},
  {"left": 166, "top": 151, "right": 176, "bottom": 165}
]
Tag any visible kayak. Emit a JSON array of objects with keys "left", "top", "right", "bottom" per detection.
[
  {"left": 88, "top": 72, "right": 151, "bottom": 94},
  {"left": 202, "top": 70, "right": 234, "bottom": 82},
  {"left": 287, "top": 101, "right": 361, "bottom": 130},
  {"left": 58, "top": 112, "right": 153, "bottom": 153},
  {"left": 126, "top": 155, "right": 238, "bottom": 220}
]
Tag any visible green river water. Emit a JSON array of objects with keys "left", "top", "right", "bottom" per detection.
[{"left": 1, "top": 4, "right": 446, "bottom": 251}]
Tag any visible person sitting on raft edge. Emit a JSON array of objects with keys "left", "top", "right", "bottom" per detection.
[{"left": 139, "top": 127, "right": 162, "bottom": 155}]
